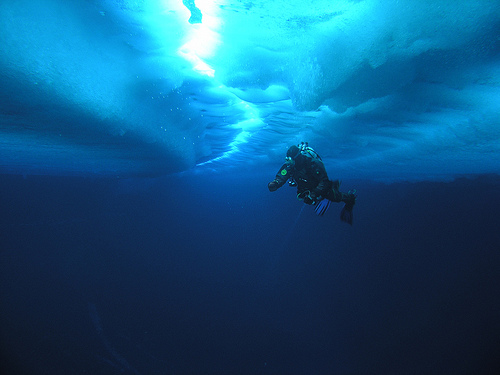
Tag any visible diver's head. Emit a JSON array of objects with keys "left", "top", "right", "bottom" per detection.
[{"left": 285, "top": 145, "right": 300, "bottom": 164}]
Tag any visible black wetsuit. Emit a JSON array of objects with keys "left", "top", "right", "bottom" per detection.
[{"left": 269, "top": 153, "right": 345, "bottom": 203}]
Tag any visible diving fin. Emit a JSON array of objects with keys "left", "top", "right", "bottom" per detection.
[
  {"left": 340, "top": 204, "right": 354, "bottom": 225},
  {"left": 340, "top": 190, "right": 357, "bottom": 225},
  {"left": 314, "top": 199, "right": 331, "bottom": 216}
]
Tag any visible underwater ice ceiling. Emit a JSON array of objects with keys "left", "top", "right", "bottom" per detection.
[{"left": 0, "top": 0, "right": 499, "bottom": 180}]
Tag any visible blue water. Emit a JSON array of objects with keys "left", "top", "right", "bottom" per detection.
[
  {"left": 1, "top": 0, "right": 500, "bottom": 374},
  {"left": 1, "top": 173, "right": 499, "bottom": 374}
]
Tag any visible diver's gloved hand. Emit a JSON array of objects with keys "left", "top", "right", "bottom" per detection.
[
  {"left": 301, "top": 191, "right": 317, "bottom": 205},
  {"left": 298, "top": 191, "right": 316, "bottom": 205},
  {"left": 268, "top": 180, "right": 279, "bottom": 192},
  {"left": 303, "top": 194, "right": 316, "bottom": 205}
]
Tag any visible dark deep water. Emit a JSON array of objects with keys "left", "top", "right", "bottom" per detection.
[{"left": 1, "top": 172, "right": 499, "bottom": 374}]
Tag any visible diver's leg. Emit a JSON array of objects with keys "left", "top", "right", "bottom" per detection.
[
  {"left": 325, "top": 180, "right": 354, "bottom": 203},
  {"left": 325, "top": 180, "right": 357, "bottom": 224}
]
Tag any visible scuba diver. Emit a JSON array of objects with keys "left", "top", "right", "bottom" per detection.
[{"left": 268, "top": 142, "right": 357, "bottom": 224}]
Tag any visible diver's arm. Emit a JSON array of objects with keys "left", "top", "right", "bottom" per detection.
[{"left": 268, "top": 163, "right": 291, "bottom": 192}]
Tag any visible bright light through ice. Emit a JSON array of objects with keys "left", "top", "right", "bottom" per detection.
[
  {"left": 178, "top": 25, "right": 218, "bottom": 77},
  {"left": 176, "top": 0, "right": 222, "bottom": 77}
]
